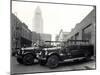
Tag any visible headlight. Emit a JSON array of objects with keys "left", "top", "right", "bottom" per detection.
[
  {"left": 21, "top": 48, "right": 24, "bottom": 54},
  {"left": 21, "top": 50, "right": 24, "bottom": 54},
  {"left": 45, "top": 50, "right": 48, "bottom": 55},
  {"left": 60, "top": 53, "right": 64, "bottom": 56},
  {"left": 21, "top": 48, "right": 24, "bottom": 50}
]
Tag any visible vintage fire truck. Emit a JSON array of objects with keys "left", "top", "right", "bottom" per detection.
[
  {"left": 16, "top": 42, "right": 49, "bottom": 65},
  {"left": 16, "top": 40, "right": 94, "bottom": 68},
  {"left": 16, "top": 45, "right": 40, "bottom": 65},
  {"left": 37, "top": 40, "right": 94, "bottom": 68}
]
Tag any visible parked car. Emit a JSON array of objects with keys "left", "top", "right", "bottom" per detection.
[
  {"left": 37, "top": 40, "right": 94, "bottom": 68},
  {"left": 16, "top": 46, "right": 40, "bottom": 65}
]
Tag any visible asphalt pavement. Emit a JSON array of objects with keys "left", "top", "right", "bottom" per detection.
[{"left": 11, "top": 56, "right": 96, "bottom": 74}]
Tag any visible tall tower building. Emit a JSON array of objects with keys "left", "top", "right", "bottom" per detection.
[{"left": 33, "top": 6, "right": 43, "bottom": 33}]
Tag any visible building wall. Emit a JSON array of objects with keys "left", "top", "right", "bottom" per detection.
[
  {"left": 56, "top": 29, "right": 69, "bottom": 41},
  {"left": 39, "top": 33, "right": 51, "bottom": 46},
  {"left": 40, "top": 33, "right": 51, "bottom": 42},
  {"left": 32, "top": 31, "right": 51, "bottom": 46},
  {"left": 65, "top": 8, "right": 96, "bottom": 46},
  {"left": 11, "top": 13, "right": 32, "bottom": 55},
  {"left": 21, "top": 23, "right": 32, "bottom": 41},
  {"left": 11, "top": 13, "right": 22, "bottom": 54},
  {"left": 32, "top": 31, "right": 38, "bottom": 44}
]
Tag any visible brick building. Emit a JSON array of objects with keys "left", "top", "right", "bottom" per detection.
[{"left": 11, "top": 13, "right": 32, "bottom": 55}]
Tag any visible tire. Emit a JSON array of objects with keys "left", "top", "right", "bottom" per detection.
[
  {"left": 23, "top": 54, "right": 35, "bottom": 65},
  {"left": 47, "top": 55, "right": 59, "bottom": 69},
  {"left": 17, "top": 57, "right": 23, "bottom": 64},
  {"left": 39, "top": 60, "right": 46, "bottom": 65}
]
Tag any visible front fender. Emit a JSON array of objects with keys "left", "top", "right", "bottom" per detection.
[
  {"left": 48, "top": 52, "right": 56, "bottom": 56},
  {"left": 47, "top": 52, "right": 61, "bottom": 61},
  {"left": 23, "top": 52, "right": 36, "bottom": 58}
]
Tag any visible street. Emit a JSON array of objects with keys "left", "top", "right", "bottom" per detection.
[{"left": 11, "top": 56, "right": 96, "bottom": 74}]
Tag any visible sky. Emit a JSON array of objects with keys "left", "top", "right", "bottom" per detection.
[{"left": 12, "top": 1, "right": 93, "bottom": 40}]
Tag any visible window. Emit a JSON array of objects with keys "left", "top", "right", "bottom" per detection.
[{"left": 82, "top": 24, "right": 92, "bottom": 43}]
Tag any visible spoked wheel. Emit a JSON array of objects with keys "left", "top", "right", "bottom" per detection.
[
  {"left": 23, "top": 54, "right": 35, "bottom": 65},
  {"left": 47, "top": 55, "right": 59, "bottom": 69}
]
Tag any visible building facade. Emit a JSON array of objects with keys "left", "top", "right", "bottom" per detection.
[
  {"left": 20, "top": 23, "right": 32, "bottom": 47},
  {"left": 65, "top": 7, "right": 96, "bottom": 46},
  {"left": 32, "top": 31, "right": 38, "bottom": 44},
  {"left": 55, "top": 29, "right": 69, "bottom": 46},
  {"left": 11, "top": 13, "right": 32, "bottom": 55},
  {"left": 32, "top": 32, "right": 51, "bottom": 46},
  {"left": 56, "top": 29, "right": 69, "bottom": 41}
]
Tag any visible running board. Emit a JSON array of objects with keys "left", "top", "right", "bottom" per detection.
[{"left": 63, "top": 57, "right": 85, "bottom": 62}]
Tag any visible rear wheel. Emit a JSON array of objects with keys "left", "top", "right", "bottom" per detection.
[
  {"left": 23, "top": 54, "right": 35, "bottom": 65},
  {"left": 47, "top": 55, "right": 59, "bottom": 69}
]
